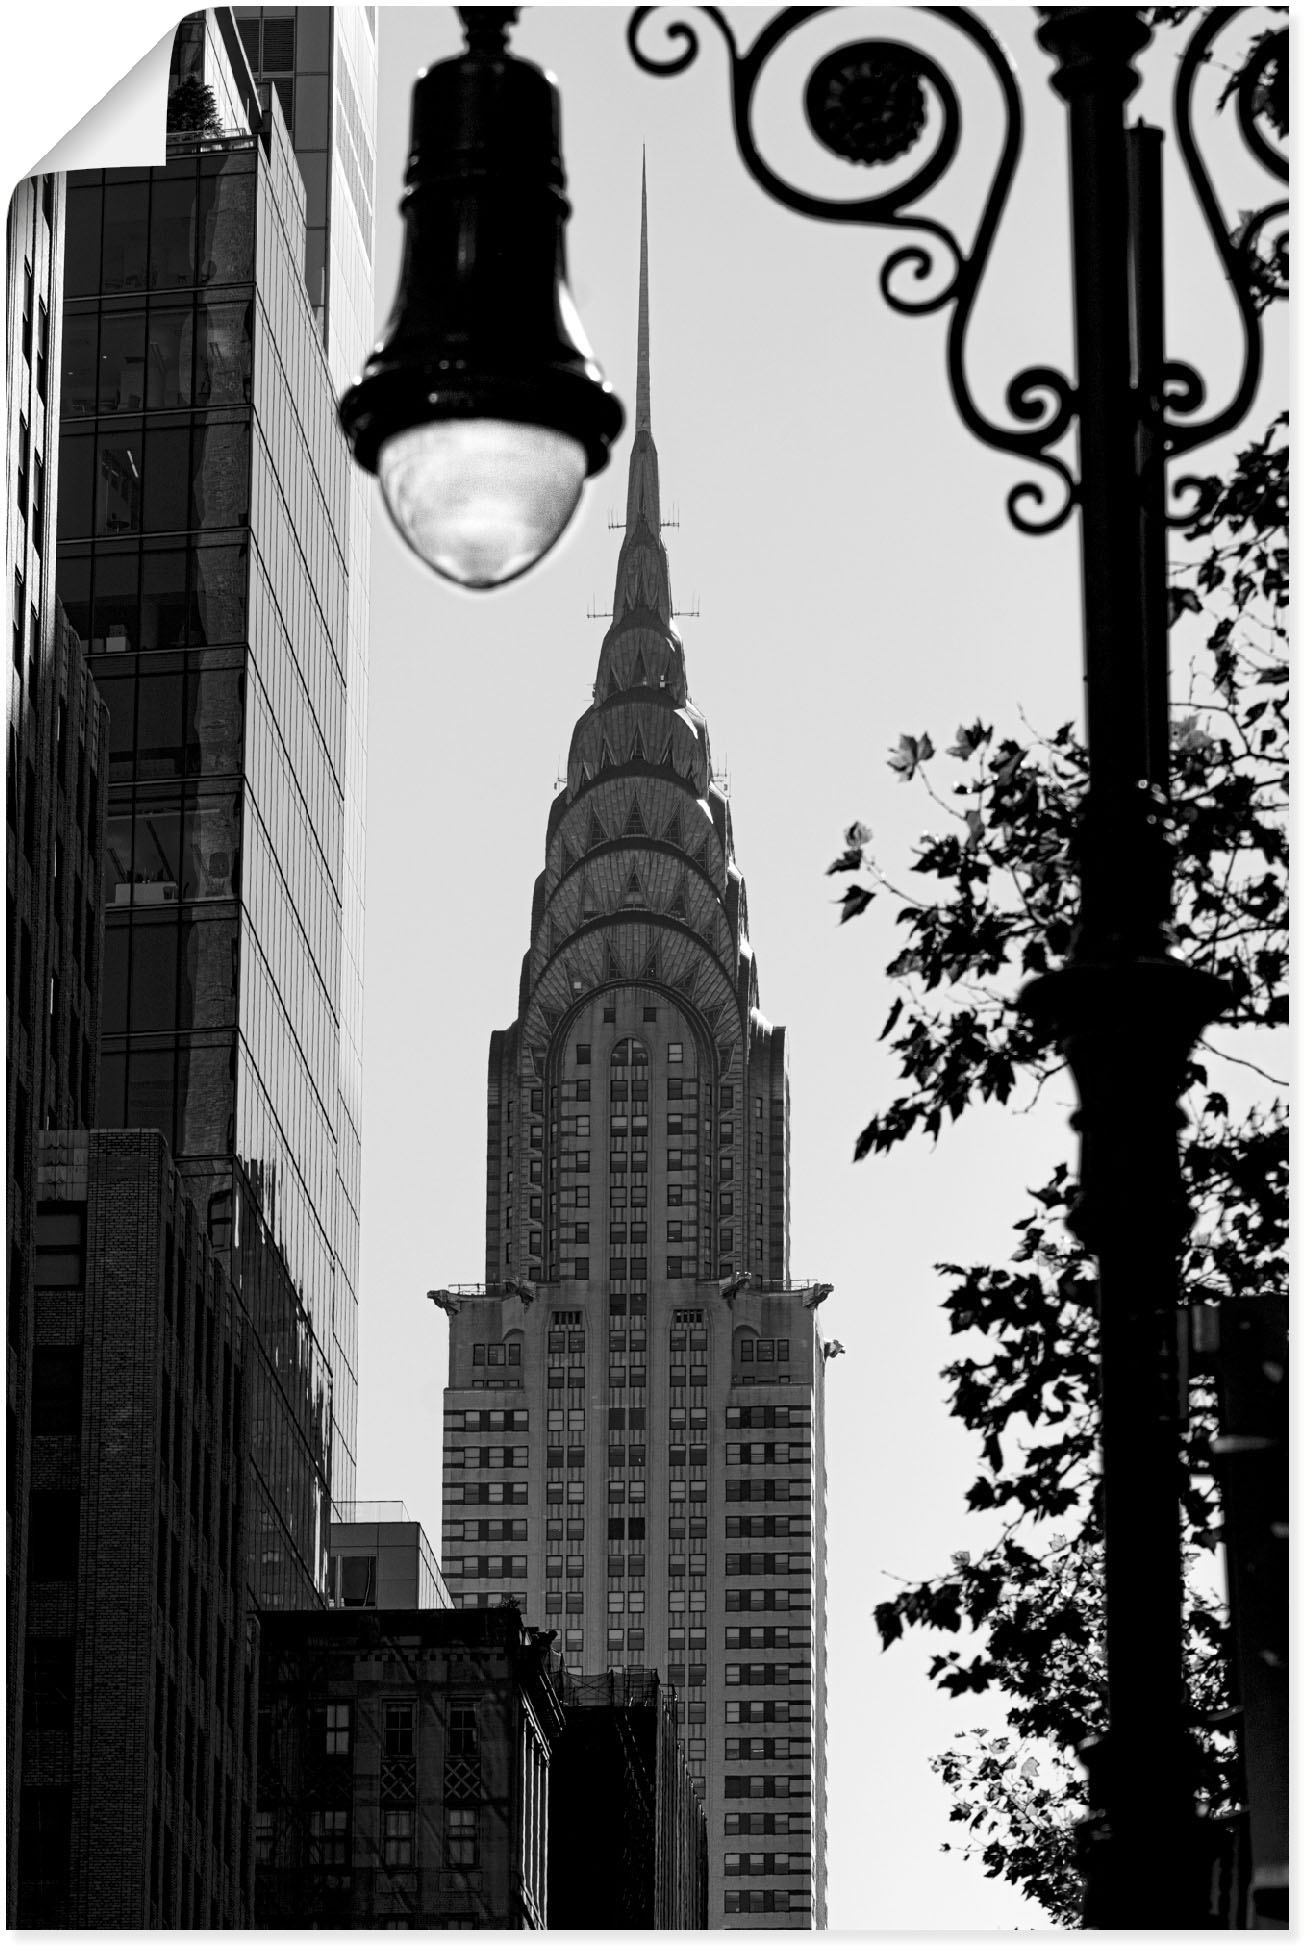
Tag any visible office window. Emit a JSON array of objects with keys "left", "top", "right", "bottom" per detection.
[
  {"left": 668, "top": 1042, "right": 683, "bottom": 1062},
  {"left": 324, "top": 1702, "right": 350, "bottom": 1756},
  {"left": 309, "top": 1808, "right": 350, "bottom": 1866},
  {"left": 383, "top": 1808, "right": 413, "bottom": 1867},
  {"left": 384, "top": 1701, "right": 414, "bottom": 1757},
  {"left": 446, "top": 1808, "right": 478, "bottom": 1867}
]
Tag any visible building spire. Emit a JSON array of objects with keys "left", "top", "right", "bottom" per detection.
[
  {"left": 603, "top": 155, "right": 671, "bottom": 629},
  {"left": 637, "top": 149, "right": 651, "bottom": 433}
]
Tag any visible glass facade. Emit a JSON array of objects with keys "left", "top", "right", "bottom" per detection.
[
  {"left": 54, "top": 11, "right": 374, "bottom": 1588},
  {"left": 233, "top": 3, "right": 375, "bottom": 1504}
]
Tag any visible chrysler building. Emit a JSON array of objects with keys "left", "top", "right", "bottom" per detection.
[{"left": 438, "top": 173, "right": 829, "bottom": 1928}]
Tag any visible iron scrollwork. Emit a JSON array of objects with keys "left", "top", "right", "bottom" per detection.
[
  {"left": 627, "top": 5, "right": 1286, "bottom": 539},
  {"left": 1165, "top": 7, "right": 1287, "bottom": 524},
  {"left": 628, "top": 4, "right": 1077, "bottom": 533}
]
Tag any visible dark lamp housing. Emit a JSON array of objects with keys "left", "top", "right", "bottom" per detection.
[{"left": 338, "top": 8, "right": 625, "bottom": 588}]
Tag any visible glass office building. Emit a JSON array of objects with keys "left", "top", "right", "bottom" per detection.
[{"left": 53, "top": 10, "right": 374, "bottom": 1578}]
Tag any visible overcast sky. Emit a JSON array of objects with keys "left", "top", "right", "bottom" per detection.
[{"left": 8, "top": 4, "right": 1285, "bottom": 1934}]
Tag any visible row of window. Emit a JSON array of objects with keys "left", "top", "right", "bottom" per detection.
[
  {"left": 445, "top": 1409, "right": 529, "bottom": 1431},
  {"left": 725, "top": 1812, "right": 810, "bottom": 1834},
  {"left": 725, "top": 1663, "right": 813, "bottom": 1686},
  {"left": 726, "top": 1700, "right": 812, "bottom": 1723},
  {"left": 725, "top": 1738, "right": 813, "bottom": 1761},
  {"left": 727, "top": 1554, "right": 812, "bottom": 1575},
  {"left": 444, "top": 1447, "right": 528, "bottom": 1468},
  {"left": 470, "top": 1343, "right": 521, "bottom": 1366},
  {"left": 256, "top": 1806, "right": 478, "bottom": 1871},
  {"left": 444, "top": 1483, "right": 528, "bottom": 1504},
  {"left": 729, "top": 1405, "right": 811, "bottom": 1428},
  {"left": 725, "top": 1774, "right": 811, "bottom": 1799},
  {"left": 727, "top": 1442, "right": 811, "bottom": 1463},
  {"left": 723, "top": 1889, "right": 811, "bottom": 1913},
  {"left": 726, "top": 1482, "right": 811, "bottom": 1503},
  {"left": 723, "top": 1852, "right": 812, "bottom": 1876}
]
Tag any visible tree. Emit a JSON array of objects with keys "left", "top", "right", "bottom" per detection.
[
  {"left": 167, "top": 76, "right": 223, "bottom": 139},
  {"left": 832, "top": 149, "right": 1288, "bottom": 1925}
]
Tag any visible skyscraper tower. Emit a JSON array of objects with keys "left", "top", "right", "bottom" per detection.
[
  {"left": 440, "top": 174, "right": 829, "bottom": 1929},
  {"left": 53, "top": 6, "right": 374, "bottom": 1559}
]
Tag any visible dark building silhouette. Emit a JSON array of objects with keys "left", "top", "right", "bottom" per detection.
[
  {"left": 6, "top": 7, "right": 376, "bottom": 1923},
  {"left": 255, "top": 1604, "right": 562, "bottom": 1929},
  {"left": 438, "top": 173, "right": 830, "bottom": 1927},
  {"left": 6, "top": 165, "right": 112, "bottom": 1924},
  {"left": 19, "top": 1128, "right": 256, "bottom": 1927},
  {"left": 548, "top": 1666, "right": 707, "bottom": 1928}
]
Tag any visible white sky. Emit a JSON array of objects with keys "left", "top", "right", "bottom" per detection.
[{"left": 4, "top": 4, "right": 1285, "bottom": 1935}]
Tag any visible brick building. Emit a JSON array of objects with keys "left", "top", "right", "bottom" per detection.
[
  {"left": 548, "top": 1666, "right": 707, "bottom": 1928},
  {"left": 255, "top": 1604, "right": 562, "bottom": 1928},
  {"left": 436, "top": 176, "right": 830, "bottom": 1928},
  {"left": 16, "top": 1129, "right": 256, "bottom": 1927}
]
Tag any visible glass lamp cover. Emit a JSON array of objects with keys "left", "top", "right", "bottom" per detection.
[{"left": 379, "top": 419, "right": 587, "bottom": 588}]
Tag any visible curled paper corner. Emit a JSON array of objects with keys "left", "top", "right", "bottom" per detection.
[
  {"left": 3, "top": 3, "right": 180, "bottom": 197},
  {"left": 30, "top": 28, "right": 175, "bottom": 178}
]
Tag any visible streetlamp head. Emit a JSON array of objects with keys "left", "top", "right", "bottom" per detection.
[{"left": 338, "top": 9, "right": 625, "bottom": 589}]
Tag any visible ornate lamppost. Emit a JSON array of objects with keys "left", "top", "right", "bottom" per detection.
[{"left": 622, "top": 4, "right": 1284, "bottom": 1927}]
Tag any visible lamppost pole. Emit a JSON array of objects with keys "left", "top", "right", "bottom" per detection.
[
  {"left": 1025, "top": 10, "right": 1226, "bottom": 1925},
  {"left": 618, "top": 0, "right": 1285, "bottom": 1925}
]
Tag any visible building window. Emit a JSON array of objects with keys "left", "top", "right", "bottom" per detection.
[
  {"left": 383, "top": 1808, "right": 413, "bottom": 1868},
  {"left": 446, "top": 1808, "right": 478, "bottom": 1868},
  {"left": 324, "top": 1702, "right": 350, "bottom": 1756},
  {"left": 384, "top": 1701, "right": 414, "bottom": 1757},
  {"left": 309, "top": 1808, "right": 350, "bottom": 1866},
  {"left": 668, "top": 1042, "right": 683, "bottom": 1062}
]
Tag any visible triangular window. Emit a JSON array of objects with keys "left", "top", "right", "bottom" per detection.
[{"left": 625, "top": 799, "right": 647, "bottom": 837}]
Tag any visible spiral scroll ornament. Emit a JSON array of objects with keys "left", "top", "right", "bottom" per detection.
[
  {"left": 629, "top": 5, "right": 1286, "bottom": 542},
  {"left": 629, "top": 4, "right": 1079, "bottom": 533}
]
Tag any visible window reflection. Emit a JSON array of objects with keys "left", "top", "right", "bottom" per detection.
[
  {"left": 57, "top": 432, "right": 94, "bottom": 541},
  {"left": 129, "top": 917, "right": 179, "bottom": 1030},
  {"left": 63, "top": 182, "right": 104, "bottom": 299},
  {"left": 126, "top": 1045, "right": 176, "bottom": 1142},
  {"left": 101, "top": 180, "right": 150, "bottom": 294},
  {"left": 62, "top": 311, "right": 99, "bottom": 416},
  {"left": 90, "top": 545, "right": 139, "bottom": 650},
  {"left": 177, "top": 1037, "right": 235, "bottom": 1155},
  {"left": 142, "top": 421, "right": 190, "bottom": 532},
  {"left": 148, "top": 175, "right": 196, "bottom": 291},
  {"left": 190, "top": 542, "right": 247, "bottom": 644},
  {"left": 197, "top": 161, "right": 254, "bottom": 286},
  {"left": 140, "top": 548, "right": 189, "bottom": 649},
  {"left": 186, "top": 665, "right": 243, "bottom": 773},
  {"left": 96, "top": 428, "right": 143, "bottom": 537},
  {"left": 146, "top": 305, "right": 194, "bottom": 407},
  {"left": 98, "top": 308, "right": 147, "bottom": 412},
  {"left": 191, "top": 417, "right": 250, "bottom": 528},
  {"left": 196, "top": 301, "right": 252, "bottom": 404}
]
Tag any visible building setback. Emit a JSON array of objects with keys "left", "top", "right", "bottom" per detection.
[
  {"left": 255, "top": 1605, "right": 562, "bottom": 1929},
  {"left": 548, "top": 1666, "right": 707, "bottom": 1928},
  {"left": 438, "top": 176, "right": 829, "bottom": 1928}
]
